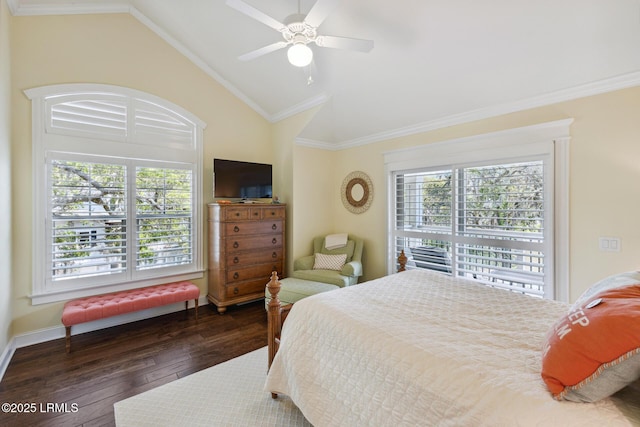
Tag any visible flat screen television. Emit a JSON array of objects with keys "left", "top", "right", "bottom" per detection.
[{"left": 213, "top": 158, "right": 272, "bottom": 199}]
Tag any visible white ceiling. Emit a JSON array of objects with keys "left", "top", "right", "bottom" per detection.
[{"left": 9, "top": 0, "right": 640, "bottom": 149}]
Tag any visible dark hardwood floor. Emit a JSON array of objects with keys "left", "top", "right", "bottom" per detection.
[{"left": 0, "top": 300, "right": 268, "bottom": 427}]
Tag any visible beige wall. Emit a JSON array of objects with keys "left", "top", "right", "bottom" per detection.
[
  {"left": 290, "top": 145, "right": 335, "bottom": 261},
  {"left": 5, "top": 7, "right": 640, "bottom": 348},
  {"left": 271, "top": 106, "right": 327, "bottom": 274},
  {"left": 293, "top": 87, "right": 640, "bottom": 301},
  {"left": 0, "top": 0, "right": 12, "bottom": 355},
  {"left": 10, "top": 13, "right": 272, "bottom": 335}
]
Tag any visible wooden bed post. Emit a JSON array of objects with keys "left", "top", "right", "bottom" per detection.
[
  {"left": 266, "top": 272, "right": 282, "bottom": 360},
  {"left": 398, "top": 249, "right": 407, "bottom": 272},
  {"left": 266, "top": 271, "right": 282, "bottom": 399}
]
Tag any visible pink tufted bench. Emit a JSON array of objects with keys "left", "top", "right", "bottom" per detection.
[{"left": 61, "top": 281, "right": 199, "bottom": 353}]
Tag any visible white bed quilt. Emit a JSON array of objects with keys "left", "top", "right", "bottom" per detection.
[{"left": 265, "top": 269, "right": 640, "bottom": 426}]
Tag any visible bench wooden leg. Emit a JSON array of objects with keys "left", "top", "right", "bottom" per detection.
[
  {"left": 185, "top": 299, "right": 199, "bottom": 321},
  {"left": 65, "top": 326, "right": 71, "bottom": 353}
]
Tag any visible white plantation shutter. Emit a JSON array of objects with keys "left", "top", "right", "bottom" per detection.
[
  {"left": 393, "top": 160, "right": 548, "bottom": 298},
  {"left": 135, "top": 167, "right": 194, "bottom": 270},
  {"left": 46, "top": 94, "right": 197, "bottom": 149},
  {"left": 50, "top": 160, "right": 128, "bottom": 282},
  {"left": 47, "top": 95, "right": 128, "bottom": 140},
  {"left": 386, "top": 120, "right": 573, "bottom": 301},
  {"left": 27, "top": 84, "right": 206, "bottom": 304},
  {"left": 134, "top": 100, "right": 195, "bottom": 148},
  {"left": 455, "top": 163, "right": 545, "bottom": 295},
  {"left": 394, "top": 169, "right": 453, "bottom": 273}
]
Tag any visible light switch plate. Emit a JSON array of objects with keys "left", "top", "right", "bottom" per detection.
[{"left": 599, "top": 237, "right": 621, "bottom": 252}]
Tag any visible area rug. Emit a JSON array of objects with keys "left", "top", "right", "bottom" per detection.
[{"left": 114, "top": 347, "right": 311, "bottom": 426}]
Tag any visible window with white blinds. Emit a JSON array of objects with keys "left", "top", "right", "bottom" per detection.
[
  {"left": 385, "top": 120, "right": 573, "bottom": 301},
  {"left": 50, "top": 160, "right": 127, "bottom": 281},
  {"left": 135, "top": 166, "right": 193, "bottom": 270},
  {"left": 393, "top": 160, "right": 547, "bottom": 297},
  {"left": 27, "top": 84, "right": 206, "bottom": 304}
]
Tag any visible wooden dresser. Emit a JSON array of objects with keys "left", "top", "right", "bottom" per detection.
[{"left": 207, "top": 203, "right": 286, "bottom": 313}]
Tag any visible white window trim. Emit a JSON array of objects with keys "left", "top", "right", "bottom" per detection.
[
  {"left": 384, "top": 119, "right": 572, "bottom": 302},
  {"left": 26, "top": 84, "right": 207, "bottom": 305}
]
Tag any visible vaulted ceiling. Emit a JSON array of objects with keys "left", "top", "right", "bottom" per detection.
[{"left": 9, "top": 0, "right": 640, "bottom": 149}]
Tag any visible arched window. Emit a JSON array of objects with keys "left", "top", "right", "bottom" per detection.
[{"left": 26, "top": 84, "right": 206, "bottom": 304}]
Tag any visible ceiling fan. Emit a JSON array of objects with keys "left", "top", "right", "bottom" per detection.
[{"left": 226, "top": 0, "right": 374, "bottom": 68}]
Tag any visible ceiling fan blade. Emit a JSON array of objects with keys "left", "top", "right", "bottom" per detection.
[
  {"left": 315, "top": 35, "right": 374, "bottom": 53},
  {"left": 238, "top": 41, "right": 288, "bottom": 61},
  {"left": 304, "top": 0, "right": 341, "bottom": 28},
  {"left": 226, "top": 0, "right": 286, "bottom": 32}
]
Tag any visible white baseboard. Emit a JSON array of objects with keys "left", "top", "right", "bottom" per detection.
[
  {"left": 0, "top": 337, "right": 16, "bottom": 382},
  {"left": 0, "top": 296, "right": 209, "bottom": 382}
]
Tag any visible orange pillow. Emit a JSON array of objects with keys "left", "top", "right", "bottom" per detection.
[
  {"left": 572, "top": 270, "right": 640, "bottom": 310},
  {"left": 541, "top": 284, "right": 640, "bottom": 402}
]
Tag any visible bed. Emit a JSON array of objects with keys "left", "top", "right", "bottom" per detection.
[{"left": 264, "top": 268, "right": 640, "bottom": 426}]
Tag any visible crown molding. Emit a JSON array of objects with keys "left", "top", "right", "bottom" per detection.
[
  {"left": 6, "top": 0, "right": 18, "bottom": 14},
  {"left": 9, "top": 2, "right": 640, "bottom": 149},
  {"left": 7, "top": 0, "right": 272, "bottom": 122},
  {"left": 326, "top": 70, "right": 640, "bottom": 151},
  {"left": 269, "top": 92, "right": 330, "bottom": 123},
  {"left": 295, "top": 137, "right": 342, "bottom": 151},
  {"left": 127, "top": 8, "right": 271, "bottom": 122},
  {"left": 7, "top": 0, "right": 324, "bottom": 124},
  {"left": 8, "top": 0, "right": 131, "bottom": 15},
  {"left": 382, "top": 118, "right": 574, "bottom": 162}
]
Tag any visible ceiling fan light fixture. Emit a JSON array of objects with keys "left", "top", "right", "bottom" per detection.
[{"left": 287, "top": 43, "right": 313, "bottom": 67}]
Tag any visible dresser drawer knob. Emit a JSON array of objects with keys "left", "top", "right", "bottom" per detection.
[
  {"left": 272, "top": 252, "right": 277, "bottom": 258},
  {"left": 233, "top": 256, "right": 239, "bottom": 264},
  {"left": 272, "top": 238, "right": 277, "bottom": 245},
  {"left": 233, "top": 287, "right": 239, "bottom": 295},
  {"left": 233, "top": 272, "right": 239, "bottom": 279},
  {"left": 271, "top": 223, "right": 277, "bottom": 230},
  {"left": 234, "top": 226, "right": 240, "bottom": 232},
  {"left": 253, "top": 211, "right": 259, "bottom": 216},
  {"left": 233, "top": 241, "right": 239, "bottom": 248}
]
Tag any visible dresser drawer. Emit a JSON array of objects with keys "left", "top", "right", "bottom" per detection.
[
  {"left": 226, "top": 248, "right": 283, "bottom": 267},
  {"left": 224, "top": 208, "right": 250, "bottom": 221},
  {"left": 225, "top": 220, "right": 283, "bottom": 236},
  {"left": 225, "top": 234, "right": 283, "bottom": 252},
  {"left": 261, "top": 207, "right": 285, "bottom": 219},
  {"left": 225, "top": 277, "right": 271, "bottom": 298},
  {"left": 227, "top": 261, "right": 283, "bottom": 284},
  {"left": 248, "top": 208, "right": 264, "bottom": 220},
  {"left": 247, "top": 206, "right": 285, "bottom": 220}
]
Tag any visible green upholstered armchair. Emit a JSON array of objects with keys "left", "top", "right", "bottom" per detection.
[{"left": 291, "top": 235, "right": 364, "bottom": 287}]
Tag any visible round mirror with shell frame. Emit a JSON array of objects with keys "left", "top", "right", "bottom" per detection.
[{"left": 341, "top": 171, "right": 373, "bottom": 214}]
